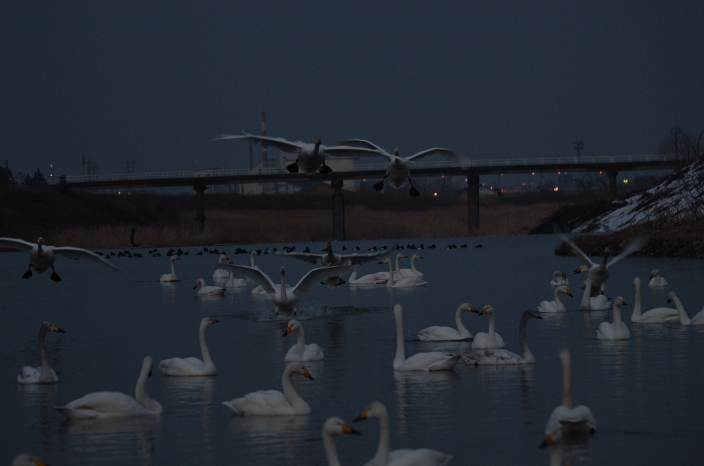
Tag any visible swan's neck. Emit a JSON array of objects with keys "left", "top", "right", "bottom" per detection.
[
  {"left": 250, "top": 253, "right": 256, "bottom": 268},
  {"left": 410, "top": 256, "right": 419, "bottom": 274},
  {"left": 580, "top": 274, "right": 592, "bottom": 311},
  {"left": 170, "top": 259, "right": 177, "bottom": 279},
  {"left": 282, "top": 365, "right": 308, "bottom": 412},
  {"left": 38, "top": 327, "right": 50, "bottom": 374},
  {"left": 633, "top": 281, "right": 642, "bottom": 318},
  {"left": 295, "top": 326, "right": 306, "bottom": 354},
  {"left": 554, "top": 287, "right": 564, "bottom": 311},
  {"left": 455, "top": 307, "right": 472, "bottom": 339},
  {"left": 349, "top": 269, "right": 358, "bottom": 282},
  {"left": 488, "top": 312, "right": 496, "bottom": 342},
  {"left": 135, "top": 362, "right": 162, "bottom": 414},
  {"left": 613, "top": 303, "right": 623, "bottom": 328},
  {"left": 395, "top": 255, "right": 402, "bottom": 277},
  {"left": 518, "top": 313, "right": 535, "bottom": 363},
  {"left": 218, "top": 256, "right": 225, "bottom": 264},
  {"left": 372, "top": 410, "right": 391, "bottom": 466},
  {"left": 323, "top": 431, "right": 341, "bottom": 466},
  {"left": 561, "top": 357, "right": 573, "bottom": 409},
  {"left": 199, "top": 322, "right": 214, "bottom": 370},
  {"left": 226, "top": 272, "right": 234, "bottom": 287},
  {"left": 386, "top": 261, "right": 395, "bottom": 287},
  {"left": 671, "top": 295, "right": 691, "bottom": 325},
  {"left": 280, "top": 271, "right": 288, "bottom": 302},
  {"left": 393, "top": 309, "right": 406, "bottom": 368}
]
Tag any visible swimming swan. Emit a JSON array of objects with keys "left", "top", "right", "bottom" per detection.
[
  {"left": 0, "top": 236, "right": 120, "bottom": 282},
  {"left": 540, "top": 349, "right": 596, "bottom": 447},
  {"left": 471, "top": 305, "right": 506, "bottom": 349},
  {"left": 597, "top": 297, "right": 630, "bottom": 340},
  {"left": 12, "top": 454, "right": 48, "bottom": 466},
  {"left": 348, "top": 266, "right": 388, "bottom": 285},
  {"left": 193, "top": 278, "right": 225, "bottom": 296},
  {"left": 283, "top": 319, "right": 324, "bottom": 361},
  {"left": 648, "top": 269, "right": 668, "bottom": 288},
  {"left": 463, "top": 309, "right": 541, "bottom": 365},
  {"left": 380, "top": 258, "right": 427, "bottom": 288},
  {"left": 225, "top": 271, "right": 248, "bottom": 288},
  {"left": 631, "top": 277, "right": 680, "bottom": 323},
  {"left": 538, "top": 286, "right": 573, "bottom": 313},
  {"left": 55, "top": 356, "right": 163, "bottom": 419},
  {"left": 221, "top": 361, "right": 314, "bottom": 415},
  {"left": 393, "top": 304, "right": 460, "bottom": 371},
  {"left": 160, "top": 255, "right": 180, "bottom": 282},
  {"left": 666, "top": 292, "right": 704, "bottom": 326},
  {"left": 399, "top": 254, "right": 424, "bottom": 278},
  {"left": 416, "top": 303, "right": 477, "bottom": 341},
  {"left": 213, "top": 254, "right": 231, "bottom": 279},
  {"left": 158, "top": 318, "right": 220, "bottom": 376},
  {"left": 577, "top": 268, "right": 611, "bottom": 311},
  {"left": 322, "top": 417, "right": 362, "bottom": 466},
  {"left": 354, "top": 401, "right": 454, "bottom": 465},
  {"left": 550, "top": 270, "right": 568, "bottom": 286},
  {"left": 220, "top": 263, "right": 353, "bottom": 315},
  {"left": 17, "top": 321, "right": 65, "bottom": 384}
]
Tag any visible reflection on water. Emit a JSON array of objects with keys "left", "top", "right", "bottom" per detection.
[{"left": 227, "top": 415, "right": 310, "bottom": 464}]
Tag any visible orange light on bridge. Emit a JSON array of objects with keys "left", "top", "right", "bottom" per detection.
[
  {"left": 433, "top": 192, "right": 438, "bottom": 196},
  {"left": 553, "top": 187, "right": 559, "bottom": 192}
]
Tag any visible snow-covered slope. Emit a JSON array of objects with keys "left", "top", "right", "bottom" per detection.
[{"left": 575, "top": 159, "right": 704, "bottom": 233}]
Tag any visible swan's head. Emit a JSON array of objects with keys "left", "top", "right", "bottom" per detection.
[
  {"left": 459, "top": 303, "right": 478, "bottom": 313},
  {"left": 203, "top": 317, "right": 219, "bottom": 327},
  {"left": 614, "top": 296, "right": 627, "bottom": 306},
  {"left": 650, "top": 269, "right": 661, "bottom": 279},
  {"left": 524, "top": 309, "right": 542, "bottom": 320},
  {"left": 42, "top": 321, "right": 65, "bottom": 333},
  {"left": 558, "top": 348, "right": 570, "bottom": 366},
  {"left": 558, "top": 286, "right": 573, "bottom": 297},
  {"left": 573, "top": 265, "right": 588, "bottom": 275},
  {"left": 478, "top": 305, "right": 494, "bottom": 316},
  {"left": 250, "top": 250, "right": 259, "bottom": 256},
  {"left": 170, "top": 255, "right": 180, "bottom": 261},
  {"left": 323, "top": 417, "right": 361, "bottom": 437},
  {"left": 634, "top": 276, "right": 640, "bottom": 286},
  {"left": 315, "top": 137, "right": 322, "bottom": 145},
  {"left": 193, "top": 279, "right": 204, "bottom": 290},
  {"left": 12, "top": 454, "right": 48, "bottom": 466},
  {"left": 399, "top": 253, "right": 408, "bottom": 259},
  {"left": 354, "top": 401, "right": 387, "bottom": 423},
  {"left": 667, "top": 291, "right": 677, "bottom": 303},
  {"left": 379, "top": 258, "right": 391, "bottom": 265},
  {"left": 413, "top": 254, "right": 424, "bottom": 259},
  {"left": 283, "top": 319, "right": 301, "bottom": 336},
  {"left": 394, "top": 148, "right": 399, "bottom": 155},
  {"left": 280, "top": 267, "right": 286, "bottom": 275},
  {"left": 287, "top": 362, "right": 314, "bottom": 380},
  {"left": 393, "top": 304, "right": 403, "bottom": 317}
]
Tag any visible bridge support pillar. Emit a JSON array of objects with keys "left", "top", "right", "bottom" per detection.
[
  {"left": 332, "top": 179, "right": 345, "bottom": 241},
  {"left": 606, "top": 169, "right": 618, "bottom": 199},
  {"left": 467, "top": 170, "right": 479, "bottom": 235},
  {"left": 194, "top": 184, "right": 207, "bottom": 232}
]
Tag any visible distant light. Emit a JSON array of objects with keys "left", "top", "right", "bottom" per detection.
[
  {"left": 433, "top": 192, "right": 438, "bottom": 196},
  {"left": 623, "top": 179, "right": 629, "bottom": 184},
  {"left": 553, "top": 187, "right": 559, "bottom": 192},
  {"left": 531, "top": 172, "right": 535, "bottom": 175},
  {"left": 599, "top": 170, "right": 603, "bottom": 174},
  {"left": 558, "top": 171, "right": 561, "bottom": 175}
]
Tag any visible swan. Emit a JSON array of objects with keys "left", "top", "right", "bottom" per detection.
[
  {"left": 667, "top": 292, "right": 704, "bottom": 326},
  {"left": 380, "top": 258, "right": 427, "bottom": 288},
  {"left": 577, "top": 268, "right": 611, "bottom": 311},
  {"left": 463, "top": 309, "right": 542, "bottom": 365},
  {"left": 348, "top": 266, "right": 388, "bottom": 285},
  {"left": 322, "top": 417, "right": 362, "bottom": 466},
  {"left": 648, "top": 269, "right": 668, "bottom": 288},
  {"left": 225, "top": 272, "right": 248, "bottom": 288},
  {"left": 213, "top": 254, "right": 231, "bottom": 279},
  {"left": 550, "top": 270, "right": 568, "bottom": 286},
  {"left": 354, "top": 401, "right": 454, "bottom": 465},
  {"left": 631, "top": 277, "right": 680, "bottom": 323},
  {"left": 12, "top": 454, "right": 48, "bottom": 466},
  {"left": 393, "top": 304, "right": 460, "bottom": 371},
  {"left": 55, "top": 356, "right": 163, "bottom": 419},
  {"left": 399, "top": 254, "right": 424, "bottom": 278},
  {"left": 221, "top": 361, "right": 314, "bottom": 415},
  {"left": 471, "top": 305, "right": 506, "bottom": 349},
  {"left": 283, "top": 319, "right": 324, "bottom": 361},
  {"left": 597, "top": 297, "right": 630, "bottom": 340},
  {"left": 416, "top": 303, "right": 477, "bottom": 341},
  {"left": 0, "top": 236, "right": 120, "bottom": 282},
  {"left": 159, "top": 255, "right": 180, "bottom": 282},
  {"left": 193, "top": 278, "right": 225, "bottom": 296},
  {"left": 556, "top": 230, "right": 647, "bottom": 296},
  {"left": 327, "top": 139, "right": 468, "bottom": 197},
  {"left": 540, "top": 349, "right": 597, "bottom": 447},
  {"left": 17, "top": 321, "right": 65, "bottom": 384},
  {"left": 538, "top": 286, "right": 573, "bottom": 313},
  {"left": 220, "top": 263, "right": 353, "bottom": 315},
  {"left": 158, "top": 318, "right": 220, "bottom": 376}
]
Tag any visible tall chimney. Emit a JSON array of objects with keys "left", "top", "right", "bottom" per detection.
[{"left": 261, "top": 111, "right": 267, "bottom": 161}]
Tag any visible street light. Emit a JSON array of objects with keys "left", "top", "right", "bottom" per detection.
[{"left": 573, "top": 136, "right": 584, "bottom": 163}]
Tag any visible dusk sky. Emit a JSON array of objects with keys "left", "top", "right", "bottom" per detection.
[{"left": 2, "top": 1, "right": 702, "bottom": 177}]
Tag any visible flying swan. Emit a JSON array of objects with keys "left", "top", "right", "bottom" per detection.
[
  {"left": 576, "top": 267, "right": 611, "bottom": 311},
  {"left": 538, "top": 286, "right": 573, "bottom": 313},
  {"left": 283, "top": 319, "right": 324, "bottom": 361},
  {"left": 416, "top": 303, "right": 477, "bottom": 341},
  {"left": 393, "top": 304, "right": 460, "bottom": 371},
  {"left": 17, "top": 321, "right": 65, "bottom": 384},
  {"left": 463, "top": 309, "right": 542, "bottom": 365},
  {"left": 158, "top": 317, "right": 220, "bottom": 376},
  {"left": 471, "top": 305, "right": 506, "bottom": 349},
  {"left": 596, "top": 297, "right": 630, "bottom": 340},
  {"left": 160, "top": 254, "right": 180, "bottom": 282}
]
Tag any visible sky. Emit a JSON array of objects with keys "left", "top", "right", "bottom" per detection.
[{"left": 1, "top": 1, "right": 703, "bottom": 178}]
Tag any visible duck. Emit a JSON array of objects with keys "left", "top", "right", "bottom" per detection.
[
  {"left": 471, "top": 305, "right": 506, "bottom": 349},
  {"left": 538, "top": 286, "right": 573, "bottom": 313},
  {"left": 322, "top": 417, "right": 362, "bottom": 466},
  {"left": 159, "top": 255, "right": 180, "bottom": 282},
  {"left": 158, "top": 318, "right": 220, "bottom": 376},
  {"left": 17, "top": 321, "right": 65, "bottom": 384},
  {"left": 213, "top": 254, "right": 231, "bottom": 280},
  {"left": 0, "top": 236, "right": 120, "bottom": 282},
  {"left": 540, "top": 349, "right": 596, "bottom": 447},
  {"left": 631, "top": 277, "right": 680, "bottom": 323},
  {"left": 276, "top": 241, "right": 395, "bottom": 267},
  {"left": 550, "top": 270, "right": 568, "bottom": 286},
  {"left": 380, "top": 258, "right": 427, "bottom": 288},
  {"left": 648, "top": 269, "right": 668, "bottom": 288},
  {"left": 393, "top": 304, "right": 460, "bottom": 371},
  {"left": 193, "top": 278, "right": 225, "bottom": 296},
  {"left": 283, "top": 319, "right": 324, "bottom": 361},
  {"left": 463, "top": 309, "right": 542, "bottom": 365},
  {"left": 55, "top": 357, "right": 163, "bottom": 419},
  {"left": 416, "top": 303, "right": 477, "bottom": 341},
  {"left": 221, "top": 361, "right": 314, "bottom": 415},
  {"left": 597, "top": 297, "right": 630, "bottom": 340},
  {"left": 354, "top": 401, "right": 454, "bottom": 465},
  {"left": 667, "top": 292, "right": 704, "bottom": 326}
]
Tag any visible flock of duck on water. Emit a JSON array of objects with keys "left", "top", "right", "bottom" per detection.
[{"left": 4, "top": 233, "right": 704, "bottom": 466}]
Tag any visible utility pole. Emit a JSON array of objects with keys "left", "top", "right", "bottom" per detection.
[
  {"left": 573, "top": 136, "right": 584, "bottom": 163},
  {"left": 670, "top": 125, "right": 681, "bottom": 158}
]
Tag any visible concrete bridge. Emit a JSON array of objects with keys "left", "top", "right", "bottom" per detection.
[{"left": 59, "top": 154, "right": 679, "bottom": 238}]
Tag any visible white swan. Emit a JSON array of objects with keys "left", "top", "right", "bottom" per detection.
[
  {"left": 354, "top": 401, "right": 454, "bottom": 465},
  {"left": 648, "top": 269, "right": 668, "bottom": 288},
  {"left": 667, "top": 292, "right": 704, "bottom": 326},
  {"left": 631, "top": 277, "right": 680, "bottom": 323},
  {"left": 158, "top": 318, "right": 220, "bottom": 376},
  {"left": 193, "top": 278, "right": 225, "bottom": 296},
  {"left": 463, "top": 309, "right": 541, "bottom": 365},
  {"left": 322, "top": 417, "right": 362, "bottom": 466},
  {"left": 393, "top": 304, "right": 460, "bottom": 371},
  {"left": 0, "top": 236, "right": 120, "bottom": 282},
  {"left": 327, "top": 139, "right": 468, "bottom": 197},
  {"left": 577, "top": 268, "right": 611, "bottom": 311},
  {"left": 221, "top": 361, "right": 314, "bottom": 415},
  {"left": 213, "top": 254, "right": 231, "bottom": 279},
  {"left": 159, "top": 255, "right": 180, "bottom": 282},
  {"left": 550, "top": 270, "right": 568, "bottom": 286},
  {"left": 380, "top": 258, "right": 427, "bottom": 288},
  {"left": 471, "top": 305, "right": 506, "bottom": 349},
  {"left": 220, "top": 263, "right": 353, "bottom": 315},
  {"left": 399, "top": 254, "right": 424, "bottom": 278},
  {"left": 416, "top": 303, "right": 477, "bottom": 341},
  {"left": 283, "top": 319, "right": 324, "bottom": 361},
  {"left": 348, "top": 266, "right": 388, "bottom": 285},
  {"left": 55, "top": 356, "right": 163, "bottom": 419},
  {"left": 541, "top": 349, "right": 596, "bottom": 447},
  {"left": 17, "top": 321, "right": 65, "bottom": 384},
  {"left": 597, "top": 297, "right": 630, "bottom": 340},
  {"left": 538, "top": 286, "right": 573, "bottom": 313},
  {"left": 12, "top": 454, "right": 48, "bottom": 466},
  {"left": 225, "top": 272, "right": 247, "bottom": 288}
]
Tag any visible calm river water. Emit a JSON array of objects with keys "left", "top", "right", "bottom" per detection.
[{"left": 1, "top": 235, "right": 703, "bottom": 465}]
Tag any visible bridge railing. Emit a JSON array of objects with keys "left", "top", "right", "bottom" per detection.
[{"left": 64, "top": 154, "right": 663, "bottom": 183}]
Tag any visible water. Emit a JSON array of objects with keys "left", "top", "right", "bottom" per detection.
[{"left": 1, "top": 236, "right": 703, "bottom": 465}]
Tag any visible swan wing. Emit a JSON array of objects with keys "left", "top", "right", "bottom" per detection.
[
  {"left": 398, "top": 352, "right": 459, "bottom": 371},
  {"left": 293, "top": 264, "right": 354, "bottom": 293},
  {"left": 405, "top": 148, "right": 469, "bottom": 168},
  {"left": 341, "top": 246, "right": 397, "bottom": 265},
  {"left": 0, "top": 237, "right": 35, "bottom": 251},
  {"left": 158, "top": 357, "right": 207, "bottom": 376},
  {"left": 222, "top": 390, "right": 294, "bottom": 416},
  {"left": 554, "top": 230, "right": 595, "bottom": 267},
  {"left": 561, "top": 405, "right": 597, "bottom": 433},
  {"left": 417, "top": 326, "right": 462, "bottom": 341},
  {"left": 220, "top": 263, "right": 276, "bottom": 293},
  {"left": 333, "top": 138, "right": 387, "bottom": 152},
  {"left": 56, "top": 391, "right": 146, "bottom": 419},
  {"left": 52, "top": 246, "right": 122, "bottom": 271},
  {"left": 389, "top": 448, "right": 454, "bottom": 466},
  {"left": 274, "top": 250, "right": 321, "bottom": 264},
  {"left": 284, "top": 343, "right": 324, "bottom": 362},
  {"left": 605, "top": 236, "right": 648, "bottom": 267},
  {"left": 473, "top": 349, "right": 524, "bottom": 365},
  {"left": 211, "top": 132, "right": 304, "bottom": 153}
]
